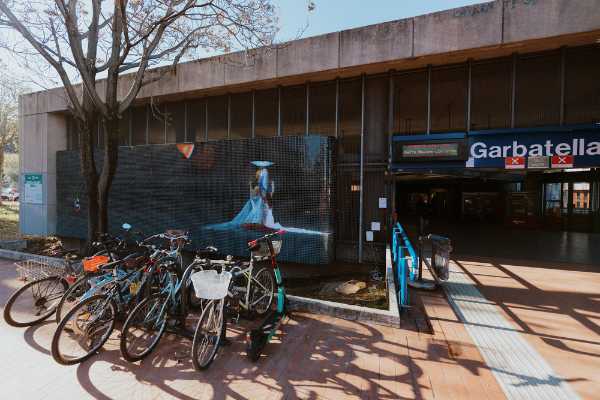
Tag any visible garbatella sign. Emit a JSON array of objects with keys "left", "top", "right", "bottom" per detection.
[{"left": 467, "top": 130, "right": 600, "bottom": 169}]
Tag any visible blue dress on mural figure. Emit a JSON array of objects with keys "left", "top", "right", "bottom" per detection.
[{"left": 230, "top": 167, "right": 273, "bottom": 227}]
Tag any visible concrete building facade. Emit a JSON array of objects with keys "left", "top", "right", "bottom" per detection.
[{"left": 19, "top": 0, "right": 600, "bottom": 263}]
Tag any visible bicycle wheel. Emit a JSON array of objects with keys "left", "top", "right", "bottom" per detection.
[
  {"left": 55, "top": 275, "right": 92, "bottom": 324},
  {"left": 120, "top": 293, "right": 168, "bottom": 362},
  {"left": 249, "top": 267, "right": 274, "bottom": 315},
  {"left": 191, "top": 299, "right": 224, "bottom": 370},
  {"left": 51, "top": 294, "right": 117, "bottom": 365},
  {"left": 4, "top": 276, "right": 68, "bottom": 327}
]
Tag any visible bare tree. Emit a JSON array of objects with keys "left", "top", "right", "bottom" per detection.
[
  {"left": 0, "top": 71, "right": 20, "bottom": 204},
  {"left": 0, "top": 0, "right": 278, "bottom": 244}
]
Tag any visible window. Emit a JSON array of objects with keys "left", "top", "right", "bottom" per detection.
[
  {"left": 207, "top": 95, "right": 228, "bottom": 140},
  {"left": 471, "top": 59, "right": 512, "bottom": 130},
  {"left": 365, "top": 75, "right": 389, "bottom": 163},
  {"left": 281, "top": 85, "right": 306, "bottom": 136},
  {"left": 230, "top": 92, "right": 252, "bottom": 139},
  {"left": 565, "top": 46, "right": 600, "bottom": 124},
  {"left": 165, "top": 102, "right": 186, "bottom": 143},
  {"left": 393, "top": 71, "right": 427, "bottom": 135},
  {"left": 254, "top": 88, "right": 278, "bottom": 137},
  {"left": 131, "top": 106, "right": 147, "bottom": 145},
  {"left": 339, "top": 78, "right": 362, "bottom": 162},
  {"left": 430, "top": 65, "right": 467, "bottom": 132},
  {"left": 187, "top": 100, "right": 206, "bottom": 142},
  {"left": 67, "top": 116, "right": 79, "bottom": 150},
  {"left": 309, "top": 81, "right": 336, "bottom": 136},
  {"left": 148, "top": 104, "right": 166, "bottom": 144},
  {"left": 516, "top": 52, "right": 561, "bottom": 127},
  {"left": 118, "top": 110, "right": 130, "bottom": 146}
]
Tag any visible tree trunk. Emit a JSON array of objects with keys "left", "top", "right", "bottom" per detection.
[
  {"left": 78, "top": 115, "right": 99, "bottom": 248},
  {"left": 0, "top": 147, "right": 4, "bottom": 206},
  {"left": 97, "top": 117, "right": 119, "bottom": 234}
]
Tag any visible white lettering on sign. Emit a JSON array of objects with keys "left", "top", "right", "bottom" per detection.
[{"left": 470, "top": 138, "right": 600, "bottom": 159}]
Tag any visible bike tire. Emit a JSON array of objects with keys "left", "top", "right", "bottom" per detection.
[
  {"left": 51, "top": 294, "right": 117, "bottom": 365},
  {"left": 120, "top": 293, "right": 168, "bottom": 362},
  {"left": 55, "top": 274, "right": 92, "bottom": 324},
  {"left": 191, "top": 299, "right": 225, "bottom": 370},
  {"left": 4, "top": 276, "right": 68, "bottom": 327},
  {"left": 250, "top": 267, "right": 275, "bottom": 316}
]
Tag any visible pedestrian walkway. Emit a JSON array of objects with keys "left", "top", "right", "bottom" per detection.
[
  {"left": 0, "top": 258, "right": 503, "bottom": 400},
  {"left": 445, "top": 256, "right": 600, "bottom": 400},
  {"left": 445, "top": 262, "right": 580, "bottom": 399}
]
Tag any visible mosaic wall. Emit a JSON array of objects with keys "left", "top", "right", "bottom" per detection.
[{"left": 57, "top": 136, "right": 336, "bottom": 264}]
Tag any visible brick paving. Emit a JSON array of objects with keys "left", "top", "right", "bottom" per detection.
[
  {"left": 6, "top": 254, "right": 595, "bottom": 399},
  {"left": 453, "top": 256, "right": 600, "bottom": 400},
  {"left": 0, "top": 258, "right": 504, "bottom": 400}
]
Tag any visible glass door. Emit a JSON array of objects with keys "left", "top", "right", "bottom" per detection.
[
  {"left": 544, "top": 181, "right": 593, "bottom": 232},
  {"left": 570, "top": 182, "right": 593, "bottom": 231}
]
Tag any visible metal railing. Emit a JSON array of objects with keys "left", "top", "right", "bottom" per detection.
[{"left": 391, "top": 222, "right": 418, "bottom": 307}]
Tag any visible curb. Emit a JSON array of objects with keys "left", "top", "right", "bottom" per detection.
[{"left": 287, "top": 245, "right": 401, "bottom": 328}]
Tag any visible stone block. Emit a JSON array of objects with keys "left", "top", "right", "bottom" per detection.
[
  {"left": 340, "top": 19, "right": 413, "bottom": 67},
  {"left": 276, "top": 32, "right": 339, "bottom": 77},
  {"left": 414, "top": 1, "right": 502, "bottom": 56},
  {"left": 224, "top": 47, "right": 277, "bottom": 85},
  {"left": 176, "top": 56, "right": 225, "bottom": 94},
  {"left": 503, "top": 0, "right": 600, "bottom": 43}
]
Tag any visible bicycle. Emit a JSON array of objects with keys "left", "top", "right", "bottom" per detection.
[
  {"left": 3, "top": 230, "right": 130, "bottom": 328},
  {"left": 119, "top": 243, "right": 219, "bottom": 362},
  {"left": 51, "top": 230, "right": 191, "bottom": 365},
  {"left": 50, "top": 253, "right": 151, "bottom": 365},
  {"left": 191, "top": 230, "right": 285, "bottom": 370}
]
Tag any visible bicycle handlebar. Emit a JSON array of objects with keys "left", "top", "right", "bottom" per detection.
[{"left": 248, "top": 229, "right": 285, "bottom": 246}]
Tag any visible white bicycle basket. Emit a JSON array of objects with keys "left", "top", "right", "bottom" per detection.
[{"left": 190, "top": 270, "right": 232, "bottom": 300}]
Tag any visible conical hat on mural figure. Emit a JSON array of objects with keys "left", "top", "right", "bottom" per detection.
[{"left": 176, "top": 143, "right": 195, "bottom": 159}]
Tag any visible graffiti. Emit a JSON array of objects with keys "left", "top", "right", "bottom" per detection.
[{"left": 453, "top": 2, "right": 495, "bottom": 18}]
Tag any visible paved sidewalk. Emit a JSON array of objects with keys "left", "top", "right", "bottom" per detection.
[
  {"left": 450, "top": 256, "right": 600, "bottom": 400},
  {"left": 0, "top": 258, "right": 503, "bottom": 400}
]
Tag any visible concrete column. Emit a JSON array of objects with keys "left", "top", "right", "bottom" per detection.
[{"left": 19, "top": 103, "right": 67, "bottom": 236}]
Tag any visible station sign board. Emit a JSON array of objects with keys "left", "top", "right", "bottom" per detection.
[
  {"left": 394, "top": 139, "right": 468, "bottom": 162},
  {"left": 392, "top": 129, "right": 600, "bottom": 170},
  {"left": 467, "top": 130, "right": 600, "bottom": 169}
]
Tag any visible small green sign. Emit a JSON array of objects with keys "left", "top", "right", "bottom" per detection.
[{"left": 24, "top": 173, "right": 43, "bottom": 204}]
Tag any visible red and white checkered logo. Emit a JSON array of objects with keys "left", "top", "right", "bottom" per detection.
[
  {"left": 505, "top": 156, "right": 525, "bottom": 169},
  {"left": 551, "top": 155, "right": 574, "bottom": 168}
]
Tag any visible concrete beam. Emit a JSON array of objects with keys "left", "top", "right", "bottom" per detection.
[
  {"left": 276, "top": 32, "right": 340, "bottom": 77},
  {"left": 340, "top": 19, "right": 413, "bottom": 68},
  {"left": 503, "top": 0, "right": 600, "bottom": 43},
  {"left": 224, "top": 48, "right": 277, "bottom": 85},
  {"left": 414, "top": 1, "right": 502, "bottom": 56}
]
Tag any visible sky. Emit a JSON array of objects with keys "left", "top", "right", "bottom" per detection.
[{"left": 2, "top": 0, "right": 486, "bottom": 88}]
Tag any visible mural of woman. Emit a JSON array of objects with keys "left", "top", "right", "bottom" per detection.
[{"left": 230, "top": 161, "right": 282, "bottom": 230}]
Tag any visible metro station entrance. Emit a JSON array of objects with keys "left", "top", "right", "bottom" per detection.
[{"left": 392, "top": 169, "right": 600, "bottom": 264}]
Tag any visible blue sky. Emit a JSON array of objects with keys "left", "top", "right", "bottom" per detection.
[{"left": 276, "top": 0, "right": 485, "bottom": 41}]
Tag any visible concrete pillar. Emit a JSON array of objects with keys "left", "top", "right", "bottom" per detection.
[{"left": 18, "top": 93, "right": 67, "bottom": 236}]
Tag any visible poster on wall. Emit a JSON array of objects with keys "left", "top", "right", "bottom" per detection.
[{"left": 23, "top": 174, "right": 43, "bottom": 204}]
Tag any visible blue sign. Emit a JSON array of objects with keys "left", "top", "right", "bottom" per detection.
[
  {"left": 391, "top": 127, "right": 600, "bottom": 170},
  {"left": 467, "top": 130, "right": 600, "bottom": 169}
]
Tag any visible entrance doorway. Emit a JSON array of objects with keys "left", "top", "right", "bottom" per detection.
[
  {"left": 393, "top": 169, "right": 600, "bottom": 264},
  {"left": 543, "top": 177, "right": 594, "bottom": 232}
]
